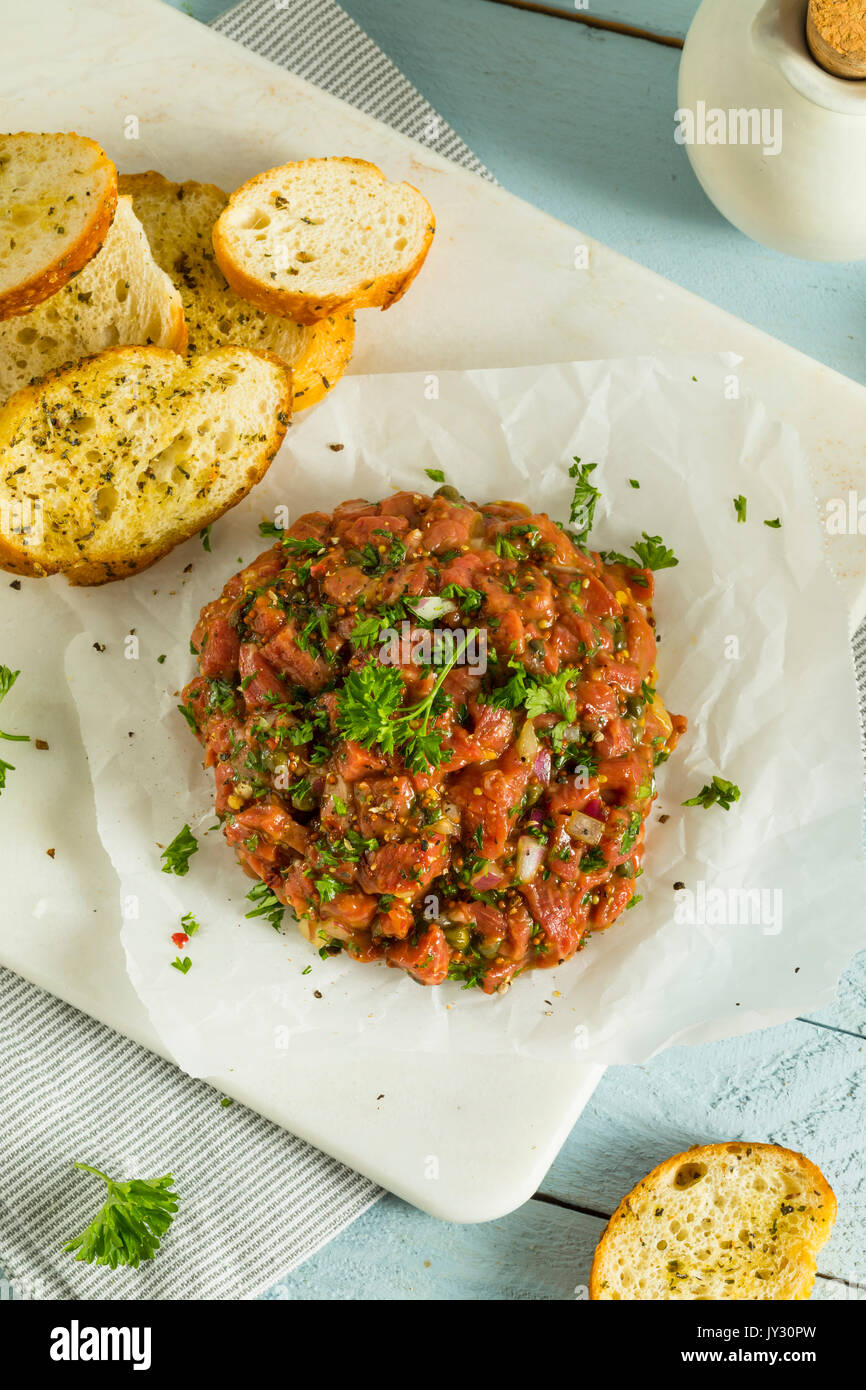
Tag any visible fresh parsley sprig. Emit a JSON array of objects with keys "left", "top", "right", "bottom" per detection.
[
  {"left": 335, "top": 629, "right": 480, "bottom": 774},
  {"left": 63, "top": 1163, "right": 178, "bottom": 1269}
]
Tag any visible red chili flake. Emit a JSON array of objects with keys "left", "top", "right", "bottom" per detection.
[{"left": 171, "top": 932, "right": 190, "bottom": 949}]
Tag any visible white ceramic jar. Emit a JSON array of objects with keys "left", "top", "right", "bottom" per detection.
[{"left": 678, "top": 0, "right": 866, "bottom": 260}]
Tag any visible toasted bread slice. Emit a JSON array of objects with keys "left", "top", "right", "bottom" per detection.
[
  {"left": 0, "top": 132, "right": 117, "bottom": 319},
  {"left": 119, "top": 170, "right": 352, "bottom": 410},
  {"left": 0, "top": 195, "right": 186, "bottom": 404},
  {"left": 212, "top": 157, "right": 434, "bottom": 325},
  {"left": 0, "top": 345, "right": 291, "bottom": 585},
  {"left": 590, "top": 1142, "right": 836, "bottom": 1301}
]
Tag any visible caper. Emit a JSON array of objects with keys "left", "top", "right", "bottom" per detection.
[
  {"left": 477, "top": 937, "right": 502, "bottom": 960},
  {"left": 444, "top": 924, "right": 470, "bottom": 952},
  {"left": 434, "top": 484, "right": 461, "bottom": 502},
  {"left": 609, "top": 617, "right": 627, "bottom": 651},
  {"left": 624, "top": 695, "right": 645, "bottom": 719},
  {"left": 344, "top": 547, "right": 365, "bottom": 566}
]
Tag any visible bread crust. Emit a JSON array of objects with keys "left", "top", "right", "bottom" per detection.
[
  {"left": 0, "top": 344, "right": 291, "bottom": 584},
  {"left": 212, "top": 156, "right": 435, "bottom": 325},
  {"left": 589, "top": 1141, "right": 837, "bottom": 1301},
  {"left": 0, "top": 133, "right": 118, "bottom": 320}
]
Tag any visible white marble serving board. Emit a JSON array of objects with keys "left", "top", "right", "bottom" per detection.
[{"left": 0, "top": 0, "right": 862, "bottom": 1222}]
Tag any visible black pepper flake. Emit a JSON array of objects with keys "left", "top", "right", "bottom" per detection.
[
  {"left": 34, "top": 738, "right": 49, "bottom": 751},
  {"left": 658, "top": 814, "right": 669, "bottom": 824},
  {"left": 93, "top": 642, "right": 106, "bottom": 652},
  {"left": 313, "top": 989, "right": 323, "bottom": 999},
  {"left": 46, "top": 848, "right": 56, "bottom": 859},
  {"left": 9, "top": 580, "right": 21, "bottom": 590},
  {"left": 673, "top": 881, "right": 685, "bottom": 891},
  {"left": 328, "top": 443, "right": 344, "bottom": 452}
]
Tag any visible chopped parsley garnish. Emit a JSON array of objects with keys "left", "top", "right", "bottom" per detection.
[
  {"left": 568, "top": 458, "right": 601, "bottom": 546},
  {"left": 440, "top": 582, "right": 483, "bottom": 614},
  {"left": 314, "top": 873, "right": 343, "bottom": 903},
  {"left": 160, "top": 824, "right": 199, "bottom": 876},
  {"left": 180, "top": 911, "right": 200, "bottom": 935},
  {"left": 171, "top": 956, "right": 192, "bottom": 974},
  {"left": 259, "top": 519, "right": 285, "bottom": 540},
  {"left": 631, "top": 532, "right": 678, "bottom": 571},
  {"left": 682, "top": 776, "right": 741, "bottom": 811},
  {"left": 245, "top": 880, "right": 284, "bottom": 929},
  {"left": 764, "top": 517, "right": 782, "bottom": 529},
  {"left": 425, "top": 468, "right": 446, "bottom": 483},
  {"left": 199, "top": 525, "right": 212, "bottom": 551},
  {"left": 733, "top": 495, "right": 747, "bottom": 524}
]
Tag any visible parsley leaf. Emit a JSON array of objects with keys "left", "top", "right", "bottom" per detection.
[
  {"left": 199, "top": 525, "right": 212, "bottom": 552},
  {"left": 425, "top": 468, "right": 445, "bottom": 483},
  {"left": 682, "top": 776, "right": 741, "bottom": 811},
  {"left": 568, "top": 458, "right": 601, "bottom": 545},
  {"left": 764, "top": 517, "right": 782, "bottom": 529},
  {"left": 733, "top": 495, "right": 747, "bottom": 524},
  {"left": 160, "top": 824, "right": 199, "bottom": 876},
  {"left": 631, "top": 532, "right": 678, "bottom": 571},
  {"left": 314, "top": 873, "right": 343, "bottom": 903},
  {"left": 63, "top": 1164, "right": 178, "bottom": 1269}
]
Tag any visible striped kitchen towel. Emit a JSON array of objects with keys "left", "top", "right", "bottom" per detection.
[{"left": 0, "top": 0, "right": 493, "bottom": 1302}]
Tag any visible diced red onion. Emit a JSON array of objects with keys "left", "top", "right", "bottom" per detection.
[
  {"left": 533, "top": 749, "right": 552, "bottom": 782},
  {"left": 584, "top": 796, "right": 604, "bottom": 820},
  {"left": 405, "top": 595, "right": 454, "bottom": 621},
  {"left": 515, "top": 835, "right": 545, "bottom": 884},
  {"left": 471, "top": 865, "right": 506, "bottom": 890},
  {"left": 565, "top": 810, "right": 604, "bottom": 845}
]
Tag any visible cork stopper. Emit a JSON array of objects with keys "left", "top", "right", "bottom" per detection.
[{"left": 807, "top": 0, "right": 866, "bottom": 79}]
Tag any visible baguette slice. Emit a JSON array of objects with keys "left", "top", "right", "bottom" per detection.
[
  {"left": 213, "top": 157, "right": 434, "bottom": 325},
  {"left": 119, "top": 171, "right": 352, "bottom": 410},
  {"left": 590, "top": 1142, "right": 836, "bottom": 1301},
  {"left": 0, "top": 195, "right": 186, "bottom": 404},
  {"left": 0, "top": 132, "right": 117, "bottom": 319},
  {"left": 0, "top": 345, "right": 291, "bottom": 585}
]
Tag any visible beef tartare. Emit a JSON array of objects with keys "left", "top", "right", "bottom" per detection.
[{"left": 180, "top": 485, "right": 685, "bottom": 993}]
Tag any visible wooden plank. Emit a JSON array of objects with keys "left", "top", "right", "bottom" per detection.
[
  {"left": 263, "top": 1192, "right": 603, "bottom": 1299},
  {"left": 479, "top": 0, "right": 692, "bottom": 42},
  {"left": 541, "top": 1016, "right": 866, "bottom": 1281},
  {"left": 512, "top": 0, "right": 697, "bottom": 39},
  {"left": 805, "top": 950, "right": 866, "bottom": 1038}
]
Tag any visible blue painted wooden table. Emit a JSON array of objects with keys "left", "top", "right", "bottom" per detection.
[{"left": 171, "top": 0, "right": 866, "bottom": 1299}]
